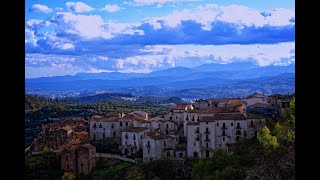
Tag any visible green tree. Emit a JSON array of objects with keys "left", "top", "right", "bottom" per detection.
[
  {"left": 125, "top": 167, "right": 145, "bottom": 180},
  {"left": 257, "top": 126, "right": 279, "bottom": 149},
  {"left": 62, "top": 172, "right": 76, "bottom": 180}
]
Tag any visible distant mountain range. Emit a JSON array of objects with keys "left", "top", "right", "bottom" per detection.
[{"left": 26, "top": 62, "right": 295, "bottom": 99}]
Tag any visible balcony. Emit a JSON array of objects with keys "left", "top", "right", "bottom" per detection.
[
  {"left": 146, "top": 144, "right": 151, "bottom": 149},
  {"left": 93, "top": 125, "right": 97, "bottom": 129},
  {"left": 236, "top": 126, "right": 241, "bottom": 129},
  {"left": 195, "top": 137, "right": 200, "bottom": 141},
  {"left": 222, "top": 126, "right": 227, "bottom": 130},
  {"left": 204, "top": 131, "right": 211, "bottom": 134},
  {"left": 205, "top": 138, "right": 211, "bottom": 142},
  {"left": 195, "top": 130, "right": 200, "bottom": 133}
]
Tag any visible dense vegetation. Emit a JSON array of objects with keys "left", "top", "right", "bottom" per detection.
[{"left": 190, "top": 98, "right": 295, "bottom": 180}]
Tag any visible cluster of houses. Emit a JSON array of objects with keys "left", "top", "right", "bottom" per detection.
[{"left": 26, "top": 92, "right": 294, "bottom": 176}]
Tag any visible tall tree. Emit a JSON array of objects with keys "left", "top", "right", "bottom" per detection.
[{"left": 257, "top": 126, "right": 279, "bottom": 149}]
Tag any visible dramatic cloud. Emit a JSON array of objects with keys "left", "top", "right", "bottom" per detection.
[
  {"left": 26, "top": 42, "right": 295, "bottom": 78},
  {"left": 66, "top": 2, "right": 94, "bottom": 13},
  {"left": 30, "top": 4, "right": 52, "bottom": 14},
  {"left": 101, "top": 5, "right": 122, "bottom": 12},
  {"left": 127, "top": 0, "right": 202, "bottom": 6}
]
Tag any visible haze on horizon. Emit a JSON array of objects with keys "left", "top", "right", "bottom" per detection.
[{"left": 25, "top": 0, "right": 295, "bottom": 79}]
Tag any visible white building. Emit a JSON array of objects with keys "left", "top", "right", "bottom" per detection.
[
  {"left": 89, "top": 115, "right": 132, "bottom": 140},
  {"left": 142, "top": 132, "right": 177, "bottom": 162},
  {"left": 186, "top": 113, "right": 266, "bottom": 159},
  {"left": 120, "top": 127, "right": 150, "bottom": 156},
  {"left": 242, "top": 93, "right": 268, "bottom": 111}
]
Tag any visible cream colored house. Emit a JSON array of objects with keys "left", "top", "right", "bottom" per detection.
[{"left": 120, "top": 127, "right": 150, "bottom": 156}]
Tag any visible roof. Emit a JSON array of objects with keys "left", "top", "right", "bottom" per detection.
[
  {"left": 268, "top": 94, "right": 283, "bottom": 98},
  {"left": 157, "top": 120, "right": 175, "bottom": 123},
  {"left": 210, "top": 98, "right": 240, "bottom": 102},
  {"left": 173, "top": 104, "right": 193, "bottom": 110},
  {"left": 246, "top": 114, "right": 265, "bottom": 119},
  {"left": 248, "top": 103, "right": 270, "bottom": 108},
  {"left": 123, "top": 127, "right": 149, "bottom": 133},
  {"left": 198, "top": 113, "right": 247, "bottom": 121},
  {"left": 91, "top": 113, "right": 144, "bottom": 122},
  {"left": 78, "top": 143, "right": 96, "bottom": 150},
  {"left": 188, "top": 107, "right": 230, "bottom": 113},
  {"left": 146, "top": 132, "right": 170, "bottom": 140},
  {"left": 246, "top": 93, "right": 264, "bottom": 99},
  {"left": 187, "top": 122, "right": 200, "bottom": 125}
]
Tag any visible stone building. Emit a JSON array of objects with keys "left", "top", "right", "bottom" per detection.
[
  {"left": 142, "top": 132, "right": 177, "bottom": 162},
  {"left": 120, "top": 127, "right": 150, "bottom": 157},
  {"left": 186, "top": 113, "right": 265, "bottom": 159},
  {"left": 61, "top": 143, "right": 96, "bottom": 175},
  {"left": 267, "top": 93, "right": 295, "bottom": 117}
]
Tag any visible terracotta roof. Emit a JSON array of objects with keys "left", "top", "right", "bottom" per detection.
[
  {"left": 246, "top": 114, "right": 265, "bottom": 119},
  {"left": 123, "top": 127, "right": 149, "bottom": 133},
  {"left": 248, "top": 103, "right": 270, "bottom": 108},
  {"left": 199, "top": 117, "right": 215, "bottom": 122},
  {"left": 188, "top": 107, "right": 231, "bottom": 113},
  {"left": 187, "top": 122, "right": 200, "bottom": 125},
  {"left": 246, "top": 93, "right": 264, "bottom": 99},
  {"left": 78, "top": 143, "right": 96, "bottom": 150},
  {"left": 173, "top": 104, "right": 192, "bottom": 110},
  {"left": 146, "top": 132, "right": 170, "bottom": 140},
  {"left": 92, "top": 115, "right": 103, "bottom": 120},
  {"left": 199, "top": 113, "right": 246, "bottom": 121}
]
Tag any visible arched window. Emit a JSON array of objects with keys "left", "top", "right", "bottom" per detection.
[{"left": 120, "top": 122, "right": 123, "bottom": 126}]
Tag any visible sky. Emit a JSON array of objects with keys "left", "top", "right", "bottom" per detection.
[{"left": 25, "top": 0, "right": 295, "bottom": 78}]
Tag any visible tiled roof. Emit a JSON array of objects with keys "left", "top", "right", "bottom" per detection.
[
  {"left": 188, "top": 107, "right": 230, "bottom": 113},
  {"left": 199, "top": 117, "right": 215, "bottom": 122},
  {"left": 248, "top": 103, "right": 270, "bottom": 108},
  {"left": 146, "top": 132, "right": 170, "bottom": 140},
  {"left": 123, "top": 127, "right": 149, "bottom": 133},
  {"left": 213, "top": 113, "right": 246, "bottom": 120},
  {"left": 173, "top": 104, "right": 193, "bottom": 110},
  {"left": 246, "top": 93, "right": 264, "bottom": 99},
  {"left": 187, "top": 122, "right": 200, "bottom": 125},
  {"left": 246, "top": 114, "right": 265, "bottom": 119}
]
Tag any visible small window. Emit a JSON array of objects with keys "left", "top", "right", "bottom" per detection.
[
  {"left": 148, "top": 150, "right": 150, "bottom": 153},
  {"left": 223, "top": 137, "right": 225, "bottom": 141},
  {"left": 176, "top": 116, "right": 178, "bottom": 119},
  {"left": 125, "top": 122, "right": 128, "bottom": 126},
  {"left": 120, "top": 122, "right": 123, "bottom": 126},
  {"left": 231, "top": 123, "right": 233, "bottom": 126},
  {"left": 67, "top": 165, "right": 69, "bottom": 169},
  {"left": 66, "top": 156, "right": 69, "bottom": 161},
  {"left": 170, "top": 116, "right": 172, "bottom": 120},
  {"left": 206, "top": 143, "right": 209, "bottom": 147},
  {"left": 81, "top": 163, "right": 83, "bottom": 167},
  {"left": 194, "top": 142, "right": 196, "bottom": 146},
  {"left": 206, "top": 122, "right": 208, "bottom": 124},
  {"left": 217, "top": 123, "right": 219, "bottom": 126}
]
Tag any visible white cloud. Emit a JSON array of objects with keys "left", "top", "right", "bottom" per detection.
[
  {"left": 27, "top": 19, "right": 51, "bottom": 29},
  {"left": 55, "top": 7, "right": 64, "bottom": 11},
  {"left": 101, "top": 5, "right": 122, "bottom": 13},
  {"left": 53, "top": 42, "right": 75, "bottom": 50},
  {"left": 30, "top": 4, "right": 52, "bottom": 14},
  {"left": 130, "top": 0, "right": 202, "bottom": 6},
  {"left": 146, "top": 4, "right": 294, "bottom": 30},
  {"left": 137, "top": 43, "right": 295, "bottom": 67},
  {"left": 52, "top": 12, "right": 144, "bottom": 39},
  {"left": 66, "top": 2, "right": 94, "bottom": 13}
]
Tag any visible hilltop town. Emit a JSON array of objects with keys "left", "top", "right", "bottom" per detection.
[{"left": 25, "top": 93, "right": 294, "bottom": 178}]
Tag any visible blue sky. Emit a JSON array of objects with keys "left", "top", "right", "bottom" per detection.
[{"left": 25, "top": 0, "right": 295, "bottom": 78}]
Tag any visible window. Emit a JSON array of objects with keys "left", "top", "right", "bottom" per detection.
[
  {"left": 67, "top": 165, "right": 69, "bottom": 169},
  {"left": 111, "top": 123, "right": 114, "bottom": 128},
  {"left": 164, "top": 141, "right": 166, "bottom": 146},
  {"left": 133, "top": 134, "right": 136, "bottom": 140},
  {"left": 206, "top": 122, "right": 208, "bottom": 124},
  {"left": 194, "top": 142, "right": 196, "bottom": 146},
  {"left": 223, "top": 123, "right": 225, "bottom": 126},
  {"left": 125, "top": 133, "right": 128, "bottom": 139},
  {"left": 231, "top": 123, "right": 233, "bottom": 126},
  {"left": 140, "top": 135, "right": 143, "bottom": 138},
  {"left": 99, "top": 123, "right": 102, "bottom": 128},
  {"left": 125, "top": 141, "right": 127, "bottom": 144},
  {"left": 134, "top": 142, "right": 136, "bottom": 146},
  {"left": 120, "top": 122, "right": 123, "bottom": 126},
  {"left": 103, "top": 133, "right": 105, "bottom": 139},
  {"left": 206, "top": 143, "right": 209, "bottom": 147},
  {"left": 217, "top": 123, "right": 219, "bottom": 126},
  {"left": 170, "top": 116, "right": 172, "bottom": 120},
  {"left": 176, "top": 116, "right": 178, "bottom": 119},
  {"left": 125, "top": 122, "right": 128, "bottom": 126},
  {"left": 219, "top": 144, "right": 221, "bottom": 147},
  {"left": 166, "top": 124, "right": 169, "bottom": 128},
  {"left": 113, "top": 131, "right": 116, "bottom": 137},
  {"left": 94, "top": 134, "right": 96, "bottom": 140},
  {"left": 148, "top": 150, "right": 150, "bottom": 153},
  {"left": 208, "top": 103, "right": 210, "bottom": 106},
  {"left": 81, "top": 163, "right": 83, "bottom": 167},
  {"left": 66, "top": 156, "right": 69, "bottom": 161},
  {"left": 223, "top": 137, "right": 225, "bottom": 141},
  {"left": 192, "top": 116, "right": 195, "bottom": 121}
]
